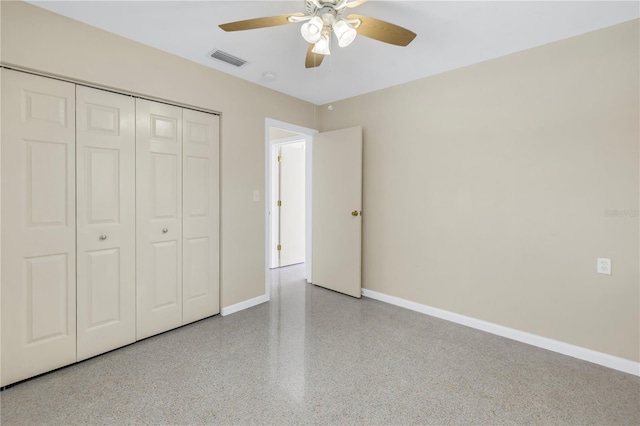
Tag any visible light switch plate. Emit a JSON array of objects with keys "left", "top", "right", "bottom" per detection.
[
  {"left": 252, "top": 190, "right": 260, "bottom": 202},
  {"left": 597, "top": 258, "right": 611, "bottom": 275}
]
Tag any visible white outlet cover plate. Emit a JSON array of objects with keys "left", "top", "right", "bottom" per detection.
[{"left": 597, "top": 258, "right": 612, "bottom": 275}]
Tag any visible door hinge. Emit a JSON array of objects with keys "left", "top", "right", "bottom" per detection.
[
  {"left": 277, "top": 244, "right": 281, "bottom": 251},
  {"left": 277, "top": 200, "right": 282, "bottom": 207},
  {"left": 277, "top": 156, "right": 282, "bottom": 162}
]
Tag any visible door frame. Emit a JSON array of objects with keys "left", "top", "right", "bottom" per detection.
[{"left": 264, "top": 118, "right": 317, "bottom": 299}]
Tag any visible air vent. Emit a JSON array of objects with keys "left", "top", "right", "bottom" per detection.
[{"left": 209, "top": 49, "right": 248, "bottom": 68}]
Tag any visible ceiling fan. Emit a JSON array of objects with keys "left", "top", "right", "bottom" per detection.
[{"left": 219, "top": 0, "right": 417, "bottom": 68}]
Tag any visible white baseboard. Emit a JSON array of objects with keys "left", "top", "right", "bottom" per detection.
[
  {"left": 221, "top": 294, "right": 269, "bottom": 317},
  {"left": 361, "top": 288, "right": 640, "bottom": 377}
]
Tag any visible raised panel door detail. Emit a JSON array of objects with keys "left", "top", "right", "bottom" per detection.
[
  {"left": 182, "top": 109, "right": 219, "bottom": 324},
  {"left": 27, "top": 140, "right": 67, "bottom": 226},
  {"left": 24, "top": 90, "right": 67, "bottom": 126},
  {"left": 136, "top": 98, "right": 182, "bottom": 340},
  {"left": 152, "top": 241, "right": 179, "bottom": 310},
  {"left": 86, "top": 248, "right": 121, "bottom": 329},
  {"left": 87, "top": 148, "right": 120, "bottom": 224},
  {"left": 186, "top": 156, "right": 209, "bottom": 217},
  {"left": 185, "top": 121, "right": 208, "bottom": 144},
  {"left": 185, "top": 237, "right": 209, "bottom": 301},
  {"left": 151, "top": 153, "right": 178, "bottom": 219},
  {"left": 26, "top": 254, "right": 69, "bottom": 344},
  {"left": 86, "top": 103, "right": 120, "bottom": 135},
  {"left": 151, "top": 115, "right": 177, "bottom": 141},
  {"left": 3, "top": 70, "right": 76, "bottom": 387},
  {"left": 76, "top": 85, "right": 135, "bottom": 362}
]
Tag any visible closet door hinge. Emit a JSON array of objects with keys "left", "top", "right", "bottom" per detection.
[
  {"left": 277, "top": 244, "right": 281, "bottom": 251},
  {"left": 277, "top": 200, "right": 282, "bottom": 207},
  {"left": 277, "top": 156, "right": 282, "bottom": 162}
]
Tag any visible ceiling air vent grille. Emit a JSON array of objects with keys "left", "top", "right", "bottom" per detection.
[{"left": 210, "top": 49, "right": 247, "bottom": 67}]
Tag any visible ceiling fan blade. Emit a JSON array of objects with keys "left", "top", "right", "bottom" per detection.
[
  {"left": 347, "top": 14, "right": 416, "bottom": 46},
  {"left": 345, "top": 0, "right": 369, "bottom": 8},
  {"left": 219, "top": 13, "right": 304, "bottom": 31},
  {"left": 305, "top": 43, "right": 325, "bottom": 68}
]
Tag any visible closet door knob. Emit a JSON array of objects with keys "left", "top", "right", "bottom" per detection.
[
  {"left": 162, "top": 228, "right": 168, "bottom": 233},
  {"left": 100, "top": 235, "right": 107, "bottom": 240}
]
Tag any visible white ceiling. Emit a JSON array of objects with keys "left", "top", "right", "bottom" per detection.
[{"left": 29, "top": 1, "right": 639, "bottom": 105}]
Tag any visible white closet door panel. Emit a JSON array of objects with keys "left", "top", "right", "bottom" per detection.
[
  {"left": 152, "top": 240, "right": 180, "bottom": 307},
  {"left": 151, "top": 152, "right": 179, "bottom": 218},
  {"left": 1, "top": 69, "right": 77, "bottom": 386},
  {"left": 182, "top": 110, "right": 219, "bottom": 324},
  {"left": 76, "top": 86, "right": 136, "bottom": 361},
  {"left": 136, "top": 99, "right": 183, "bottom": 339}
]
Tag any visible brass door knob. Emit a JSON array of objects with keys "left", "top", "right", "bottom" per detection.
[{"left": 351, "top": 210, "right": 359, "bottom": 217}]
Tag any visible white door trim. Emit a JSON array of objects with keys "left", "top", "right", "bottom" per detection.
[{"left": 264, "top": 119, "right": 317, "bottom": 301}]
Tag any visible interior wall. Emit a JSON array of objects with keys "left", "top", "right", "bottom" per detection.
[
  {"left": 318, "top": 20, "right": 640, "bottom": 362},
  {"left": 0, "top": 0, "right": 317, "bottom": 308}
]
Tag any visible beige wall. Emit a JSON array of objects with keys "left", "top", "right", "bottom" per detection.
[
  {"left": 318, "top": 20, "right": 640, "bottom": 362},
  {"left": 0, "top": 0, "right": 318, "bottom": 307}
]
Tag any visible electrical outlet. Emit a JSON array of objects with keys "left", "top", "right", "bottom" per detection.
[
  {"left": 597, "top": 258, "right": 611, "bottom": 275},
  {"left": 252, "top": 190, "right": 260, "bottom": 202}
]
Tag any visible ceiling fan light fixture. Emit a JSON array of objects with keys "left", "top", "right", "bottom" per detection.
[
  {"left": 312, "top": 31, "right": 331, "bottom": 55},
  {"left": 301, "top": 16, "right": 324, "bottom": 43},
  {"left": 333, "top": 20, "right": 357, "bottom": 47}
]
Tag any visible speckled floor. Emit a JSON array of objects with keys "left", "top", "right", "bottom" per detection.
[{"left": 1, "top": 263, "right": 639, "bottom": 425}]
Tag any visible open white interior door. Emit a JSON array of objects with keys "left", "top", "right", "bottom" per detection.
[
  {"left": 279, "top": 142, "right": 306, "bottom": 267},
  {"left": 311, "top": 126, "right": 363, "bottom": 298}
]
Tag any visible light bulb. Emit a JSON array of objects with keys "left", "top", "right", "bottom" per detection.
[
  {"left": 301, "top": 16, "right": 323, "bottom": 44},
  {"left": 333, "top": 20, "right": 356, "bottom": 47},
  {"left": 312, "top": 31, "right": 331, "bottom": 55}
]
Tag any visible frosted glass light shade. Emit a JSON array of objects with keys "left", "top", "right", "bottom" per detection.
[
  {"left": 333, "top": 20, "right": 357, "bottom": 47},
  {"left": 312, "top": 33, "right": 331, "bottom": 55},
  {"left": 301, "top": 16, "right": 323, "bottom": 43}
]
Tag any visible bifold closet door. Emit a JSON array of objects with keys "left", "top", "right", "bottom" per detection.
[
  {"left": 136, "top": 99, "right": 183, "bottom": 340},
  {"left": 1, "top": 70, "right": 77, "bottom": 386},
  {"left": 182, "top": 109, "right": 220, "bottom": 323},
  {"left": 76, "top": 86, "right": 136, "bottom": 361}
]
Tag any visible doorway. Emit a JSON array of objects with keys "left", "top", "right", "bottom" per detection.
[{"left": 264, "top": 119, "right": 317, "bottom": 298}]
